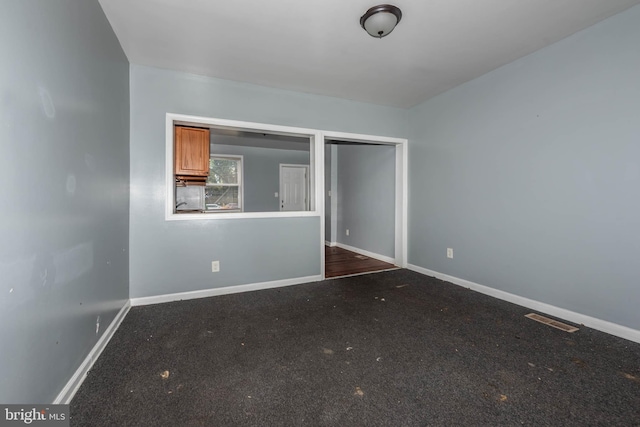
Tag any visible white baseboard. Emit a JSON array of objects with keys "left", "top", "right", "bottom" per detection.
[
  {"left": 335, "top": 242, "right": 395, "bottom": 265},
  {"left": 53, "top": 301, "right": 131, "bottom": 404},
  {"left": 130, "top": 274, "right": 323, "bottom": 306},
  {"left": 407, "top": 264, "right": 640, "bottom": 344},
  {"left": 324, "top": 241, "right": 337, "bottom": 247}
]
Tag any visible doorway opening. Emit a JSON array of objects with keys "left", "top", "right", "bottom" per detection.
[
  {"left": 325, "top": 245, "right": 397, "bottom": 278},
  {"left": 321, "top": 131, "right": 407, "bottom": 280}
]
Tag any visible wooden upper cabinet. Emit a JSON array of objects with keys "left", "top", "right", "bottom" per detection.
[{"left": 174, "top": 126, "right": 210, "bottom": 177}]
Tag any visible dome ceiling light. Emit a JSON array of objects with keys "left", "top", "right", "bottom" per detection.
[{"left": 360, "top": 4, "right": 403, "bottom": 38}]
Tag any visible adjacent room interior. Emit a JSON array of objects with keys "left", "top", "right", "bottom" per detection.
[
  {"left": 324, "top": 140, "right": 399, "bottom": 278},
  {"left": 2, "top": 0, "right": 639, "bottom": 425}
]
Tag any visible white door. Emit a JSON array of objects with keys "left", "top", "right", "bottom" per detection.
[{"left": 280, "top": 165, "right": 308, "bottom": 211}]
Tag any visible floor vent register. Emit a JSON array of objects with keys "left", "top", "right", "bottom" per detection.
[{"left": 525, "top": 313, "right": 579, "bottom": 333}]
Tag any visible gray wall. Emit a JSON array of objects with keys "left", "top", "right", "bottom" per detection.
[
  {"left": 324, "top": 144, "right": 332, "bottom": 242},
  {"left": 336, "top": 144, "right": 396, "bottom": 258},
  {"left": 129, "top": 65, "right": 407, "bottom": 299},
  {"left": 211, "top": 144, "right": 309, "bottom": 212},
  {"left": 408, "top": 5, "right": 640, "bottom": 330},
  {"left": 330, "top": 145, "right": 339, "bottom": 244},
  {"left": 0, "top": 0, "right": 634, "bottom": 407},
  {"left": 0, "top": 0, "right": 130, "bottom": 403}
]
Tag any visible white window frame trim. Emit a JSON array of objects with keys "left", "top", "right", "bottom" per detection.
[
  {"left": 166, "top": 113, "right": 322, "bottom": 221},
  {"left": 206, "top": 154, "right": 244, "bottom": 213}
]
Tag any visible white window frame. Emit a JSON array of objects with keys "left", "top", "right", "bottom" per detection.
[
  {"left": 206, "top": 154, "right": 244, "bottom": 212},
  {"left": 166, "top": 113, "right": 322, "bottom": 221}
]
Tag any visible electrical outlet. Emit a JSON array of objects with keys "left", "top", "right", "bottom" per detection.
[
  {"left": 346, "top": 229, "right": 350, "bottom": 236},
  {"left": 274, "top": 192, "right": 278, "bottom": 198},
  {"left": 447, "top": 248, "right": 453, "bottom": 259},
  {"left": 328, "top": 190, "right": 332, "bottom": 197},
  {"left": 211, "top": 260, "right": 220, "bottom": 272}
]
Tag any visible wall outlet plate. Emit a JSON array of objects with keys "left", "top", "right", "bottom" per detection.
[
  {"left": 212, "top": 260, "right": 220, "bottom": 272},
  {"left": 346, "top": 229, "right": 350, "bottom": 236},
  {"left": 447, "top": 248, "right": 453, "bottom": 259}
]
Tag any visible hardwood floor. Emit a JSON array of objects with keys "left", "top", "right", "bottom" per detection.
[{"left": 325, "top": 245, "right": 397, "bottom": 278}]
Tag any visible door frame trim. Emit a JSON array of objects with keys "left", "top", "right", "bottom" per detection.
[{"left": 320, "top": 131, "right": 408, "bottom": 280}]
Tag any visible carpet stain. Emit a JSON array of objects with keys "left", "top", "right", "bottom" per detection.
[
  {"left": 70, "top": 270, "right": 640, "bottom": 426},
  {"left": 323, "top": 348, "right": 334, "bottom": 355},
  {"left": 499, "top": 394, "right": 508, "bottom": 402},
  {"left": 572, "top": 357, "right": 588, "bottom": 369},
  {"left": 622, "top": 372, "right": 640, "bottom": 384}
]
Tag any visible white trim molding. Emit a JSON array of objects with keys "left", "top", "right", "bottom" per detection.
[
  {"left": 407, "top": 264, "right": 640, "bottom": 344},
  {"left": 321, "top": 130, "right": 408, "bottom": 270},
  {"left": 336, "top": 242, "right": 396, "bottom": 265},
  {"left": 54, "top": 301, "right": 131, "bottom": 404},
  {"left": 165, "top": 113, "right": 323, "bottom": 221},
  {"left": 130, "top": 275, "right": 323, "bottom": 307}
]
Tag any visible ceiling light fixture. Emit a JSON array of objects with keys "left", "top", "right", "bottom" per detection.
[{"left": 360, "top": 4, "right": 402, "bottom": 38}]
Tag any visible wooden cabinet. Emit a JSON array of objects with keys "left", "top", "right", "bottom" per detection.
[{"left": 174, "top": 126, "right": 210, "bottom": 177}]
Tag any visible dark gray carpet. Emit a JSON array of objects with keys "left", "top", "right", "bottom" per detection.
[{"left": 71, "top": 270, "right": 640, "bottom": 426}]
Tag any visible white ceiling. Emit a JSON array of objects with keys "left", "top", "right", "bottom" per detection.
[{"left": 99, "top": 0, "right": 640, "bottom": 108}]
